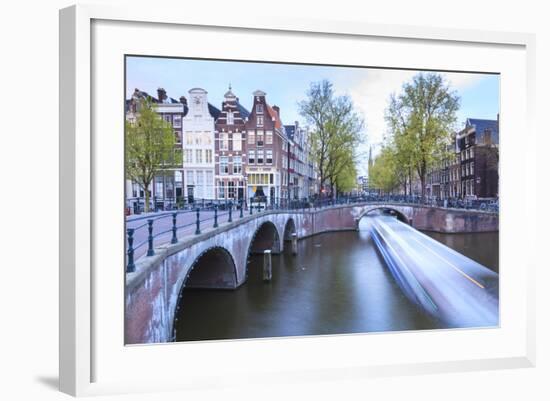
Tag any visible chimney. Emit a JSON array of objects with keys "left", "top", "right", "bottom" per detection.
[
  {"left": 273, "top": 105, "right": 280, "bottom": 118},
  {"left": 179, "top": 96, "right": 187, "bottom": 105},
  {"left": 157, "top": 88, "right": 167, "bottom": 103}
]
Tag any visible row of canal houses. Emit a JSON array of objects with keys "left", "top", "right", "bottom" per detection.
[
  {"left": 125, "top": 86, "right": 318, "bottom": 212},
  {"left": 425, "top": 117, "right": 499, "bottom": 200}
]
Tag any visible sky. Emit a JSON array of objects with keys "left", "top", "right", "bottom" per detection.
[{"left": 126, "top": 56, "right": 500, "bottom": 176}]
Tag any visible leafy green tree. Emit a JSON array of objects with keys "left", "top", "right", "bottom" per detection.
[
  {"left": 299, "top": 80, "right": 364, "bottom": 197},
  {"left": 369, "top": 146, "right": 401, "bottom": 194},
  {"left": 125, "top": 99, "right": 176, "bottom": 212},
  {"left": 385, "top": 73, "right": 460, "bottom": 200},
  {"left": 334, "top": 152, "right": 358, "bottom": 193}
]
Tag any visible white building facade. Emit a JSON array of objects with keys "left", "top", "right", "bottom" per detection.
[{"left": 182, "top": 88, "right": 219, "bottom": 201}]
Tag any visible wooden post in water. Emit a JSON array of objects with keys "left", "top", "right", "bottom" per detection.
[
  {"left": 263, "top": 250, "right": 272, "bottom": 281},
  {"left": 291, "top": 232, "right": 298, "bottom": 255}
]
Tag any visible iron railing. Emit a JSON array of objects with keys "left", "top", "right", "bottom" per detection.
[{"left": 125, "top": 194, "right": 498, "bottom": 272}]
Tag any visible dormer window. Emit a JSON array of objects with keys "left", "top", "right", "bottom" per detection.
[{"left": 256, "top": 104, "right": 263, "bottom": 114}]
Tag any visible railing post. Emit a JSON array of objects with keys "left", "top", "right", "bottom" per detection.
[
  {"left": 171, "top": 212, "right": 178, "bottom": 244},
  {"left": 239, "top": 200, "right": 244, "bottom": 218},
  {"left": 228, "top": 201, "right": 233, "bottom": 222},
  {"left": 250, "top": 203, "right": 253, "bottom": 215},
  {"left": 195, "top": 208, "right": 201, "bottom": 235},
  {"left": 213, "top": 204, "right": 219, "bottom": 228},
  {"left": 146, "top": 219, "right": 155, "bottom": 256},
  {"left": 126, "top": 228, "right": 135, "bottom": 273},
  {"left": 257, "top": 202, "right": 261, "bottom": 213}
]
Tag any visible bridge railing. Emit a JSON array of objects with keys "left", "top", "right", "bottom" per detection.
[
  {"left": 125, "top": 196, "right": 363, "bottom": 272},
  {"left": 126, "top": 194, "right": 498, "bottom": 272}
]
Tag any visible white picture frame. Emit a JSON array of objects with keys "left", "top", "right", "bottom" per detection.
[{"left": 59, "top": 3, "right": 536, "bottom": 397}]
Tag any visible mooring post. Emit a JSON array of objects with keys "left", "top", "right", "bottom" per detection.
[
  {"left": 213, "top": 204, "right": 219, "bottom": 228},
  {"left": 291, "top": 232, "right": 298, "bottom": 255},
  {"left": 263, "top": 249, "right": 272, "bottom": 281},
  {"left": 250, "top": 203, "right": 253, "bottom": 215},
  {"left": 228, "top": 201, "right": 233, "bottom": 222},
  {"left": 239, "top": 200, "right": 244, "bottom": 218}
]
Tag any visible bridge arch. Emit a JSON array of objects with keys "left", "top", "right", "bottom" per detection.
[
  {"left": 283, "top": 218, "right": 296, "bottom": 241},
  {"left": 357, "top": 206, "right": 410, "bottom": 226},
  {"left": 283, "top": 218, "right": 296, "bottom": 252},
  {"left": 248, "top": 221, "right": 282, "bottom": 255},
  {"left": 245, "top": 220, "right": 282, "bottom": 279},
  {"left": 171, "top": 246, "right": 237, "bottom": 340}
]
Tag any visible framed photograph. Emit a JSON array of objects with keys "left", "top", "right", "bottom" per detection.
[{"left": 59, "top": 4, "right": 536, "bottom": 396}]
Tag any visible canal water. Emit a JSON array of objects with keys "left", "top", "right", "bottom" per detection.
[{"left": 174, "top": 217, "right": 498, "bottom": 342}]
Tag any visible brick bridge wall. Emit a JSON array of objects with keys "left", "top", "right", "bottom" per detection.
[{"left": 125, "top": 203, "right": 498, "bottom": 344}]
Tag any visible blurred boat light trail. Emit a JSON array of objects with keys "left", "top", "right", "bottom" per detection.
[{"left": 367, "top": 215, "right": 499, "bottom": 328}]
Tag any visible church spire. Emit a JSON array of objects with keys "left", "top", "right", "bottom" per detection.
[{"left": 368, "top": 146, "right": 373, "bottom": 169}]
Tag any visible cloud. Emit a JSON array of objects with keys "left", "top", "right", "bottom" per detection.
[{"left": 336, "top": 69, "right": 486, "bottom": 174}]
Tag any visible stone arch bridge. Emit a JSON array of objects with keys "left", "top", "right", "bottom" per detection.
[{"left": 125, "top": 202, "right": 498, "bottom": 344}]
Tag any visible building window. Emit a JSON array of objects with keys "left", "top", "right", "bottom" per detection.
[
  {"left": 227, "top": 112, "right": 234, "bottom": 125},
  {"left": 257, "top": 131, "right": 264, "bottom": 147},
  {"left": 205, "top": 149, "right": 212, "bottom": 164},
  {"left": 266, "top": 131, "right": 273, "bottom": 144},
  {"left": 257, "top": 115, "right": 264, "bottom": 126},
  {"left": 175, "top": 131, "right": 181, "bottom": 144},
  {"left": 233, "top": 133, "right": 242, "bottom": 151},
  {"left": 205, "top": 171, "right": 213, "bottom": 184},
  {"left": 220, "top": 133, "right": 229, "bottom": 151},
  {"left": 163, "top": 115, "right": 171, "bottom": 123},
  {"left": 257, "top": 150, "right": 264, "bottom": 164},
  {"left": 220, "top": 156, "right": 229, "bottom": 174},
  {"left": 195, "top": 136, "right": 201, "bottom": 145},
  {"left": 196, "top": 171, "right": 204, "bottom": 187},
  {"left": 173, "top": 115, "right": 182, "bottom": 128},
  {"left": 219, "top": 181, "right": 225, "bottom": 198},
  {"left": 184, "top": 149, "right": 193, "bottom": 164},
  {"left": 228, "top": 182, "right": 235, "bottom": 199},
  {"left": 256, "top": 104, "right": 263, "bottom": 114},
  {"left": 233, "top": 156, "right": 242, "bottom": 174},
  {"left": 155, "top": 176, "right": 164, "bottom": 198},
  {"left": 195, "top": 149, "right": 203, "bottom": 163},
  {"left": 248, "top": 131, "right": 255, "bottom": 145},
  {"left": 186, "top": 170, "right": 194, "bottom": 185},
  {"left": 266, "top": 150, "right": 273, "bottom": 165},
  {"left": 248, "top": 150, "right": 255, "bottom": 165}
]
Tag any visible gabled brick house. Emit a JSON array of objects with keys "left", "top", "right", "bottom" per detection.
[
  {"left": 214, "top": 86, "right": 250, "bottom": 202},
  {"left": 243, "top": 90, "right": 289, "bottom": 204}
]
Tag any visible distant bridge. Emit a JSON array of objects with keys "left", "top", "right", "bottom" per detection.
[{"left": 125, "top": 201, "right": 498, "bottom": 344}]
